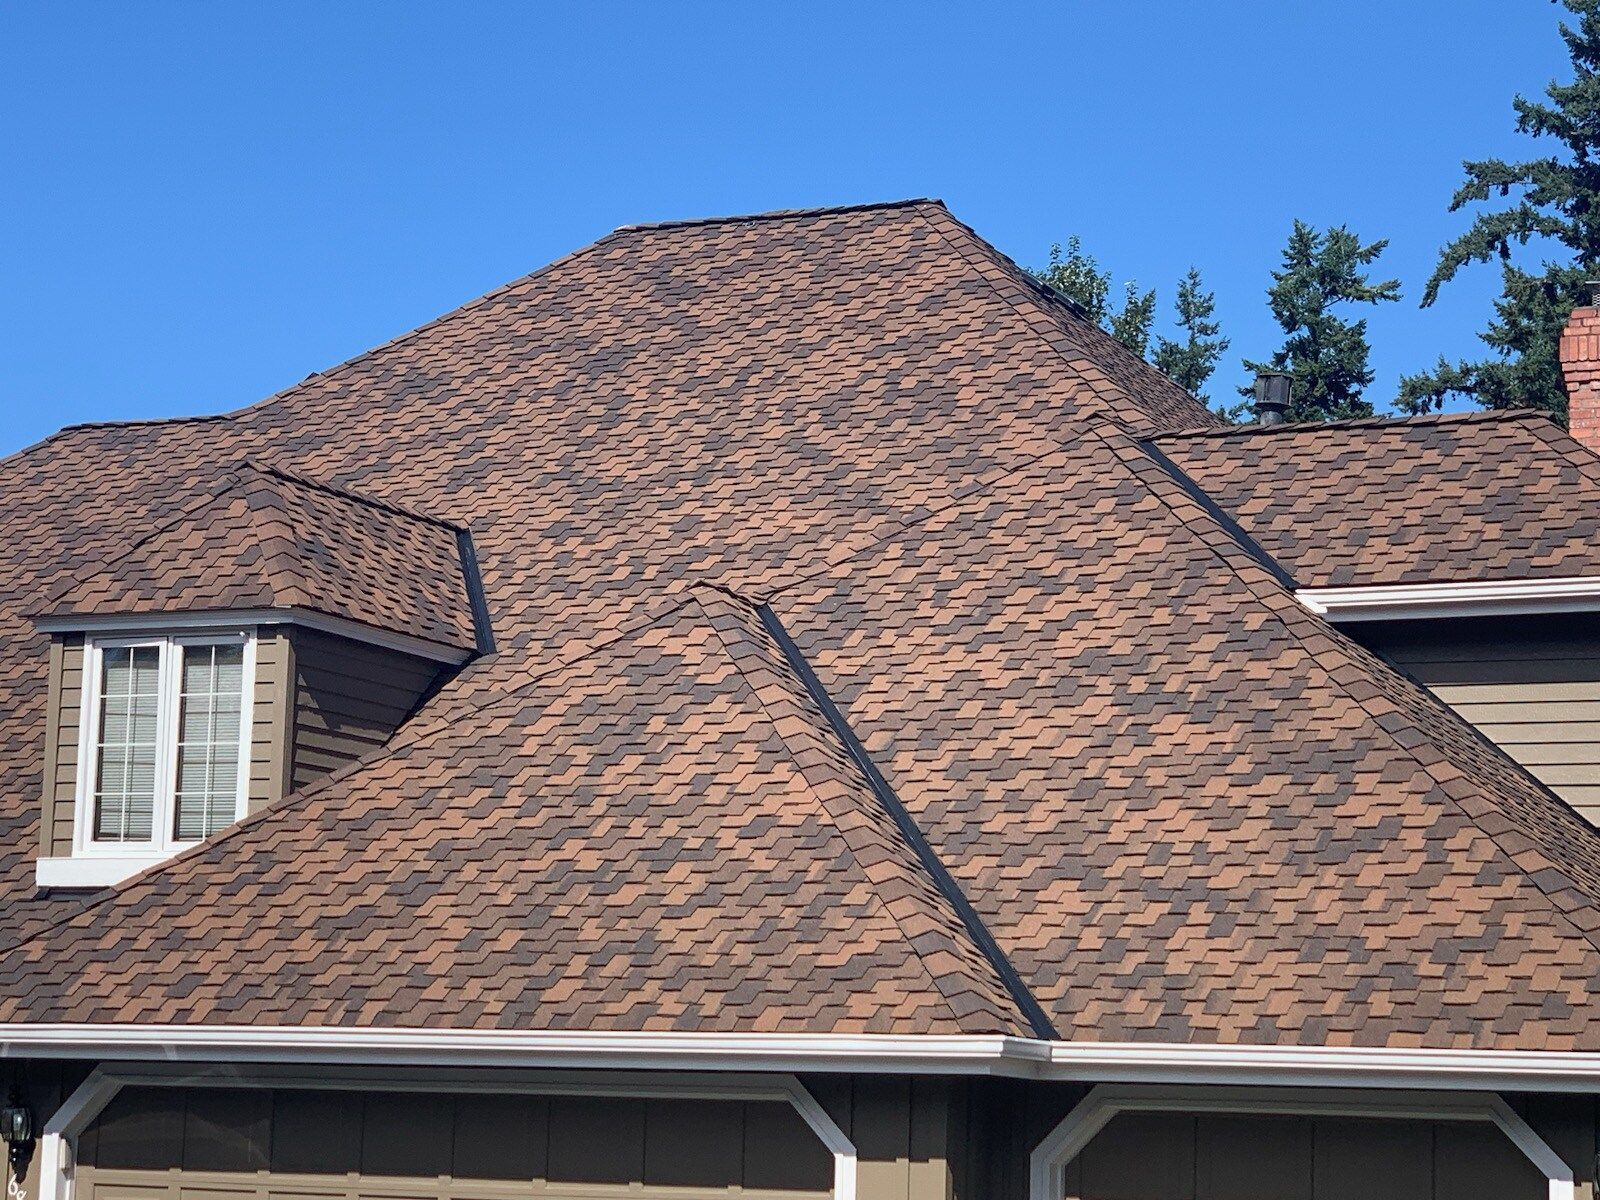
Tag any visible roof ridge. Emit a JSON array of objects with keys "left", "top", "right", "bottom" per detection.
[
  {"left": 1099, "top": 423, "right": 1600, "bottom": 955},
  {"left": 910, "top": 205, "right": 1218, "bottom": 433},
  {"left": 27, "top": 466, "right": 252, "bottom": 618},
  {"left": 56, "top": 413, "right": 237, "bottom": 435},
  {"left": 1518, "top": 412, "right": 1600, "bottom": 487},
  {"left": 1151, "top": 408, "right": 1556, "bottom": 442},
  {"left": 612, "top": 197, "right": 945, "bottom": 233},
  {"left": 0, "top": 413, "right": 241, "bottom": 474},
  {"left": 249, "top": 460, "right": 466, "bottom": 533},
  {"left": 691, "top": 588, "right": 1033, "bottom": 1036}
]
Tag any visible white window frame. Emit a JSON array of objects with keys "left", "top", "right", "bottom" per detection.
[{"left": 70, "top": 627, "right": 256, "bottom": 861}]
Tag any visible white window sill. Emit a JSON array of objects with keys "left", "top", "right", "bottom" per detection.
[{"left": 35, "top": 853, "right": 173, "bottom": 890}]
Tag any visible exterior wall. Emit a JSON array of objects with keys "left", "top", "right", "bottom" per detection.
[
  {"left": 39, "top": 635, "right": 84, "bottom": 858},
  {"left": 804, "top": 1075, "right": 1012, "bottom": 1200},
  {"left": 36, "top": 626, "right": 438, "bottom": 856},
  {"left": 1354, "top": 613, "right": 1600, "bottom": 824},
  {"left": 249, "top": 630, "right": 294, "bottom": 813},
  {"left": 286, "top": 627, "right": 440, "bottom": 792},
  {"left": 40, "top": 632, "right": 291, "bottom": 854}
]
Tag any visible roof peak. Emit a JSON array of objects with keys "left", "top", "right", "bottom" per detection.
[{"left": 611, "top": 197, "right": 945, "bottom": 234}]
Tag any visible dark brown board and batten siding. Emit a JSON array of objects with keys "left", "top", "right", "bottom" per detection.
[{"left": 1354, "top": 613, "right": 1600, "bottom": 825}]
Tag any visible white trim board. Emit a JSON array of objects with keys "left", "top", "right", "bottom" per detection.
[
  {"left": 10, "top": 1028, "right": 1600, "bottom": 1092},
  {"left": 33, "top": 855, "right": 169, "bottom": 890},
  {"left": 1298, "top": 575, "right": 1600, "bottom": 622},
  {"left": 36, "top": 1063, "right": 856, "bottom": 1200},
  {"left": 34, "top": 608, "right": 471, "bottom": 666},
  {"left": 1028, "top": 1083, "right": 1574, "bottom": 1200}
]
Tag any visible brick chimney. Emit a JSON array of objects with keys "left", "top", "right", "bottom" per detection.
[{"left": 1560, "top": 281, "right": 1600, "bottom": 452}]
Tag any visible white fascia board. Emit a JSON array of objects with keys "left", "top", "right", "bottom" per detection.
[
  {"left": 1045, "top": 1040, "right": 1600, "bottom": 1091},
  {"left": 34, "top": 607, "right": 471, "bottom": 665},
  {"left": 1298, "top": 575, "right": 1600, "bottom": 622},
  {"left": 34, "top": 855, "right": 170, "bottom": 890},
  {"left": 7, "top": 1028, "right": 1600, "bottom": 1092},
  {"left": 0, "top": 1027, "right": 1046, "bottom": 1076}
]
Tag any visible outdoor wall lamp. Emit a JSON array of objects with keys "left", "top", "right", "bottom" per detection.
[
  {"left": 2, "top": 1096, "right": 34, "bottom": 1194},
  {"left": 0, "top": 1103, "right": 31, "bottom": 1146}
]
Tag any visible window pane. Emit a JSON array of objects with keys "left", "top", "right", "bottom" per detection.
[
  {"left": 93, "top": 646, "right": 161, "bottom": 843},
  {"left": 173, "top": 643, "right": 245, "bottom": 841}
]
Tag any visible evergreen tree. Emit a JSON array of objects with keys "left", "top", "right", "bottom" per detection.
[
  {"left": 1241, "top": 221, "right": 1400, "bottom": 422},
  {"left": 1109, "top": 281, "right": 1157, "bottom": 357},
  {"left": 1153, "top": 268, "right": 1229, "bottom": 404},
  {"left": 1032, "top": 238, "right": 1154, "bottom": 356},
  {"left": 1400, "top": 0, "right": 1600, "bottom": 421}
]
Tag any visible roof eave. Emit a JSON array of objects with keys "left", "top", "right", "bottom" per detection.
[
  {"left": 32, "top": 605, "right": 475, "bottom": 665},
  {"left": 7, "top": 1026, "right": 1600, "bottom": 1092}
]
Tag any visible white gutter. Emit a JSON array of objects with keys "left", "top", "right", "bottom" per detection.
[
  {"left": 7, "top": 1027, "right": 1600, "bottom": 1092},
  {"left": 1298, "top": 575, "right": 1600, "bottom": 622}
]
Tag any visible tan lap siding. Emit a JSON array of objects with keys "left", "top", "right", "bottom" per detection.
[
  {"left": 1355, "top": 613, "right": 1600, "bottom": 825},
  {"left": 76, "top": 1087, "right": 832, "bottom": 1200},
  {"left": 249, "top": 630, "right": 293, "bottom": 813},
  {"left": 286, "top": 628, "right": 440, "bottom": 792},
  {"left": 40, "top": 636, "right": 83, "bottom": 857}
]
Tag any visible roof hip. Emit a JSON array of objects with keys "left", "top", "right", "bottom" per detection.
[{"left": 750, "top": 599, "right": 1059, "bottom": 1040}]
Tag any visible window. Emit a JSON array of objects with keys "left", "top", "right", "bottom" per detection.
[{"left": 77, "top": 632, "right": 254, "bottom": 855}]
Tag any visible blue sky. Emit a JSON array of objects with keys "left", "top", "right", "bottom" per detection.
[{"left": 0, "top": 1, "right": 1571, "bottom": 455}]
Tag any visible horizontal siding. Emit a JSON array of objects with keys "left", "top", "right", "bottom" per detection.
[
  {"left": 287, "top": 628, "right": 440, "bottom": 792},
  {"left": 44, "top": 636, "right": 84, "bottom": 858},
  {"left": 1356, "top": 614, "right": 1600, "bottom": 826},
  {"left": 249, "top": 631, "right": 291, "bottom": 813}
]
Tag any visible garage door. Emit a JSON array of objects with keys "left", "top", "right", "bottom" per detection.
[
  {"left": 77, "top": 1087, "right": 833, "bottom": 1200},
  {"left": 1063, "top": 1110, "right": 1545, "bottom": 1200}
]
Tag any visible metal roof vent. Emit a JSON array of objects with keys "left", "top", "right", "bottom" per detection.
[{"left": 1253, "top": 372, "right": 1292, "bottom": 426}]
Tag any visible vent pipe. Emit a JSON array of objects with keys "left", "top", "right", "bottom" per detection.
[{"left": 1253, "top": 372, "right": 1292, "bottom": 426}]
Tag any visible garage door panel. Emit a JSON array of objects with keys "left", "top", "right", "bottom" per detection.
[
  {"left": 546, "top": 1094, "right": 645, "bottom": 1185},
  {"left": 450, "top": 1096, "right": 547, "bottom": 1182},
  {"left": 79, "top": 1088, "right": 829, "bottom": 1200},
  {"left": 642, "top": 1099, "right": 743, "bottom": 1189}
]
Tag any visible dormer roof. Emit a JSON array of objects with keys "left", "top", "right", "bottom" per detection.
[{"left": 32, "top": 461, "right": 483, "bottom": 660}]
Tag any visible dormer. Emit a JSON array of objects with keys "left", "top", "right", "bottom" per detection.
[{"left": 31, "top": 463, "right": 488, "bottom": 889}]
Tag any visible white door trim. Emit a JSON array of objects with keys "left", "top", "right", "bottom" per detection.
[
  {"left": 1028, "top": 1083, "right": 1573, "bottom": 1200},
  {"left": 37, "top": 1063, "right": 855, "bottom": 1200}
]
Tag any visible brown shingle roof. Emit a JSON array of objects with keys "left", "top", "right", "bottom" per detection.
[
  {"left": 2, "top": 200, "right": 1599, "bottom": 1048},
  {"left": 763, "top": 427, "right": 1600, "bottom": 1047},
  {"left": 35, "top": 461, "right": 479, "bottom": 653},
  {"left": 1153, "top": 410, "right": 1600, "bottom": 587},
  {"left": 0, "top": 587, "right": 1030, "bottom": 1035}
]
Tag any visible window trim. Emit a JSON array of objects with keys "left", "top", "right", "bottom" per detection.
[{"left": 71, "top": 627, "right": 256, "bottom": 860}]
